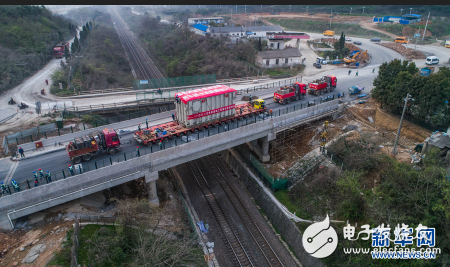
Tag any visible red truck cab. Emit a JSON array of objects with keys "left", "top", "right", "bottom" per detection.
[{"left": 100, "top": 128, "right": 121, "bottom": 153}]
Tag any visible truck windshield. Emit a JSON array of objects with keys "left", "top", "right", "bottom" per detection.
[{"left": 112, "top": 136, "right": 119, "bottom": 142}]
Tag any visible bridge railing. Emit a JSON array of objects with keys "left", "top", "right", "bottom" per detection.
[
  {"left": 0, "top": 96, "right": 341, "bottom": 198},
  {"left": 136, "top": 77, "right": 303, "bottom": 100}
]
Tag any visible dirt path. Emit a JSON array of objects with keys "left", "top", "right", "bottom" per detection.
[{"left": 359, "top": 21, "right": 397, "bottom": 39}]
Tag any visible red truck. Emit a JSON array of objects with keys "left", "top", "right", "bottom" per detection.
[
  {"left": 134, "top": 85, "right": 267, "bottom": 146},
  {"left": 308, "top": 75, "right": 337, "bottom": 96},
  {"left": 53, "top": 42, "right": 69, "bottom": 58},
  {"left": 273, "top": 82, "right": 307, "bottom": 104},
  {"left": 66, "top": 128, "right": 122, "bottom": 164}
]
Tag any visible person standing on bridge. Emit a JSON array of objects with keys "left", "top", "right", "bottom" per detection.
[
  {"left": 356, "top": 71, "right": 358, "bottom": 76},
  {"left": 11, "top": 180, "right": 20, "bottom": 192},
  {"left": 136, "top": 146, "right": 140, "bottom": 157},
  {"left": 348, "top": 70, "right": 351, "bottom": 75},
  {"left": 1, "top": 182, "right": 8, "bottom": 195},
  {"left": 34, "top": 180, "right": 38, "bottom": 187},
  {"left": 33, "top": 171, "right": 38, "bottom": 181},
  {"left": 138, "top": 124, "right": 141, "bottom": 131},
  {"left": 39, "top": 168, "right": 44, "bottom": 180},
  {"left": 68, "top": 164, "right": 74, "bottom": 176},
  {"left": 175, "top": 94, "right": 179, "bottom": 104},
  {"left": 146, "top": 119, "right": 148, "bottom": 129},
  {"left": 159, "top": 140, "right": 163, "bottom": 150},
  {"left": 372, "top": 68, "right": 376, "bottom": 73},
  {"left": 45, "top": 79, "right": 48, "bottom": 86},
  {"left": 46, "top": 171, "right": 52, "bottom": 183},
  {"left": 18, "top": 147, "right": 25, "bottom": 158},
  {"left": 172, "top": 113, "right": 175, "bottom": 121},
  {"left": 249, "top": 94, "right": 252, "bottom": 102}
]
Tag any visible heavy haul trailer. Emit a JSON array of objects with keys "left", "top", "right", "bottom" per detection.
[
  {"left": 133, "top": 85, "right": 267, "bottom": 146},
  {"left": 273, "top": 82, "right": 307, "bottom": 104},
  {"left": 66, "top": 128, "right": 122, "bottom": 164},
  {"left": 308, "top": 75, "right": 337, "bottom": 96}
]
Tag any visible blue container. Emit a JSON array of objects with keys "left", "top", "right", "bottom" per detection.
[{"left": 356, "top": 63, "right": 360, "bottom": 66}]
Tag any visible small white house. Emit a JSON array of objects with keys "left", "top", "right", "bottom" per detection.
[{"left": 256, "top": 48, "right": 303, "bottom": 68}]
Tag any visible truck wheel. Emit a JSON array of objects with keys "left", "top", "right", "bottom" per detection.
[
  {"left": 294, "top": 95, "right": 299, "bottom": 101},
  {"left": 219, "top": 121, "right": 225, "bottom": 126},
  {"left": 286, "top": 98, "right": 291, "bottom": 104},
  {"left": 320, "top": 90, "right": 324, "bottom": 95},
  {"left": 186, "top": 131, "right": 192, "bottom": 136},
  {"left": 249, "top": 113, "right": 254, "bottom": 118},
  {"left": 73, "top": 157, "right": 81, "bottom": 164},
  {"left": 193, "top": 128, "right": 199, "bottom": 133},
  {"left": 326, "top": 87, "right": 330, "bottom": 93},
  {"left": 300, "top": 94, "right": 305, "bottom": 100},
  {"left": 226, "top": 120, "right": 232, "bottom": 124},
  {"left": 244, "top": 115, "right": 249, "bottom": 119},
  {"left": 232, "top": 118, "right": 237, "bottom": 122},
  {"left": 201, "top": 127, "right": 206, "bottom": 132},
  {"left": 164, "top": 137, "right": 169, "bottom": 143},
  {"left": 238, "top": 116, "right": 244, "bottom": 121},
  {"left": 108, "top": 147, "right": 116, "bottom": 155},
  {"left": 83, "top": 154, "right": 91, "bottom": 161}
]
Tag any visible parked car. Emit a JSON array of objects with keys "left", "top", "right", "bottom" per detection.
[
  {"left": 353, "top": 41, "right": 362, "bottom": 45},
  {"left": 370, "top": 38, "right": 381, "bottom": 42},
  {"left": 313, "top": 63, "right": 322, "bottom": 68},
  {"left": 345, "top": 37, "right": 352, "bottom": 41},
  {"left": 425, "top": 56, "right": 439, "bottom": 65}
]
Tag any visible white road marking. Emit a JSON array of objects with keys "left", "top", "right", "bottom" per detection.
[{"left": 4, "top": 161, "right": 19, "bottom": 185}]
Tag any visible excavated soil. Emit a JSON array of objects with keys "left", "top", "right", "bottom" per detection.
[{"left": 377, "top": 43, "right": 426, "bottom": 59}]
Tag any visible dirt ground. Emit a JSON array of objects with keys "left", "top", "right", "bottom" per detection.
[
  {"left": 377, "top": 43, "right": 426, "bottom": 59},
  {"left": 265, "top": 98, "right": 432, "bottom": 178},
  {"left": 0, "top": 172, "right": 189, "bottom": 266}
]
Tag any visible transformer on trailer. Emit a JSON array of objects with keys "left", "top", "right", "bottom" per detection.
[{"left": 134, "top": 85, "right": 267, "bottom": 146}]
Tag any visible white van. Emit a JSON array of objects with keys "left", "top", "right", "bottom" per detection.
[{"left": 426, "top": 56, "right": 439, "bottom": 65}]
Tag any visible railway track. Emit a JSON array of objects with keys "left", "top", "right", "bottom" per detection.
[
  {"left": 189, "top": 157, "right": 285, "bottom": 267},
  {"left": 209, "top": 157, "right": 284, "bottom": 267},
  {"left": 188, "top": 160, "right": 254, "bottom": 267},
  {"left": 109, "top": 8, "right": 166, "bottom": 82}
]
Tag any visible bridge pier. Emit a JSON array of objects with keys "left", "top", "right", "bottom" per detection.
[
  {"left": 248, "top": 133, "right": 276, "bottom": 163},
  {"left": 145, "top": 172, "right": 159, "bottom": 206}
]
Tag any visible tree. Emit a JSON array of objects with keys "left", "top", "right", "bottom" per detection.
[{"left": 64, "top": 44, "right": 70, "bottom": 59}]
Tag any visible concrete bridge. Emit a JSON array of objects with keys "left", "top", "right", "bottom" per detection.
[{"left": 0, "top": 100, "right": 342, "bottom": 230}]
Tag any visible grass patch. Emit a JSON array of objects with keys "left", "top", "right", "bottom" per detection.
[
  {"left": 77, "top": 224, "right": 117, "bottom": 266},
  {"left": 267, "top": 18, "right": 392, "bottom": 40},
  {"left": 274, "top": 190, "right": 313, "bottom": 220},
  {"left": 47, "top": 228, "right": 74, "bottom": 266},
  {"left": 50, "top": 85, "right": 76, "bottom": 97},
  {"left": 264, "top": 64, "right": 305, "bottom": 78}
]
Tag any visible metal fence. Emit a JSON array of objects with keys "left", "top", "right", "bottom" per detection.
[
  {"left": 234, "top": 144, "right": 287, "bottom": 191},
  {"left": 136, "top": 77, "right": 303, "bottom": 100},
  {"left": 0, "top": 97, "right": 340, "bottom": 197},
  {"left": 133, "top": 74, "right": 216, "bottom": 90}
]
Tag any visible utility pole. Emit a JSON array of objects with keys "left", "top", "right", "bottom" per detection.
[
  {"left": 422, "top": 12, "right": 430, "bottom": 41},
  {"left": 400, "top": 9, "right": 404, "bottom": 15},
  {"left": 306, "top": 6, "right": 308, "bottom": 14},
  {"left": 236, "top": 5, "right": 237, "bottom": 13},
  {"left": 350, "top": 7, "right": 352, "bottom": 14},
  {"left": 289, "top": 5, "right": 291, "bottom": 13},
  {"left": 393, "top": 93, "right": 414, "bottom": 155},
  {"left": 330, "top": 9, "right": 332, "bottom": 27},
  {"left": 362, "top": 7, "right": 365, "bottom": 14},
  {"left": 410, "top": 7, "right": 412, "bottom": 14}
]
